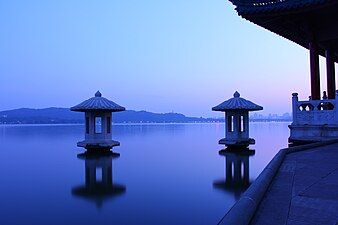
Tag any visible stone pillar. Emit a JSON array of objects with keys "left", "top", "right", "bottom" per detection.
[
  {"left": 292, "top": 93, "right": 299, "bottom": 125},
  {"left": 326, "top": 49, "right": 336, "bottom": 99},
  {"left": 335, "top": 91, "right": 338, "bottom": 125},
  {"left": 309, "top": 41, "right": 320, "bottom": 100},
  {"left": 243, "top": 113, "right": 249, "bottom": 139},
  {"left": 225, "top": 112, "right": 229, "bottom": 134},
  {"left": 233, "top": 114, "right": 239, "bottom": 136}
]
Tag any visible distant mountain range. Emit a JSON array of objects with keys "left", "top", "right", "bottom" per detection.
[
  {"left": 0, "top": 108, "right": 292, "bottom": 124},
  {"left": 0, "top": 108, "right": 220, "bottom": 124}
]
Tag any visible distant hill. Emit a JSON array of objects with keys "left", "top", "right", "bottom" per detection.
[
  {"left": 0, "top": 108, "right": 220, "bottom": 124},
  {"left": 0, "top": 108, "right": 291, "bottom": 124}
]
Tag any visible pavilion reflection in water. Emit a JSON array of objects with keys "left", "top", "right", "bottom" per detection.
[
  {"left": 72, "top": 152, "right": 126, "bottom": 208},
  {"left": 213, "top": 148, "right": 255, "bottom": 200}
]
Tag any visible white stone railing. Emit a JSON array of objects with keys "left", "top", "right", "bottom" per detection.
[{"left": 292, "top": 92, "right": 338, "bottom": 126}]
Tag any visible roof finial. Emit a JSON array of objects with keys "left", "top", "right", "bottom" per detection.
[
  {"left": 234, "top": 91, "right": 240, "bottom": 98},
  {"left": 95, "top": 91, "right": 102, "bottom": 97}
]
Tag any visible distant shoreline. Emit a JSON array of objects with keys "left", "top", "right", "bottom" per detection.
[
  {"left": 0, "top": 107, "right": 292, "bottom": 125},
  {"left": 0, "top": 121, "right": 292, "bottom": 126}
]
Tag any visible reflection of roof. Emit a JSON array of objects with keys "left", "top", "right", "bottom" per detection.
[
  {"left": 230, "top": 0, "right": 330, "bottom": 15},
  {"left": 212, "top": 92, "right": 263, "bottom": 112},
  {"left": 213, "top": 179, "right": 252, "bottom": 190},
  {"left": 72, "top": 184, "right": 126, "bottom": 198},
  {"left": 72, "top": 183, "right": 126, "bottom": 207},
  {"left": 213, "top": 179, "right": 252, "bottom": 200},
  {"left": 228, "top": 0, "right": 338, "bottom": 62},
  {"left": 71, "top": 91, "right": 125, "bottom": 112}
]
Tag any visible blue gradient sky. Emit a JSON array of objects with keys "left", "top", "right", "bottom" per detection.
[{"left": 0, "top": 0, "right": 336, "bottom": 117}]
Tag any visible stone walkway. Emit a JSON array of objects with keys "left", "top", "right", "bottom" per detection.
[{"left": 250, "top": 143, "right": 338, "bottom": 225}]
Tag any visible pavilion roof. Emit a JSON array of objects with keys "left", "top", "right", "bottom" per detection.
[
  {"left": 229, "top": 0, "right": 338, "bottom": 61},
  {"left": 72, "top": 183, "right": 126, "bottom": 208},
  {"left": 212, "top": 91, "right": 263, "bottom": 112},
  {"left": 230, "top": 0, "right": 330, "bottom": 15},
  {"left": 71, "top": 91, "right": 125, "bottom": 112}
]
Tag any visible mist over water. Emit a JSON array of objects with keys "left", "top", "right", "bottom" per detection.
[{"left": 0, "top": 122, "right": 289, "bottom": 225}]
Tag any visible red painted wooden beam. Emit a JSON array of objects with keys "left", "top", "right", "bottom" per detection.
[
  {"left": 309, "top": 41, "right": 321, "bottom": 100},
  {"left": 326, "top": 49, "right": 336, "bottom": 99}
]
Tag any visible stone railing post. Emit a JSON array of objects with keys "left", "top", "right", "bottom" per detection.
[
  {"left": 292, "top": 93, "right": 299, "bottom": 125},
  {"left": 335, "top": 90, "right": 338, "bottom": 124}
]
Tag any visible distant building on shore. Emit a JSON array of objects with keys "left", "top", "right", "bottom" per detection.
[{"left": 250, "top": 112, "right": 292, "bottom": 122}]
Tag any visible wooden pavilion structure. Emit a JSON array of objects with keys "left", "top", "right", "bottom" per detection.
[{"left": 229, "top": 0, "right": 338, "bottom": 142}]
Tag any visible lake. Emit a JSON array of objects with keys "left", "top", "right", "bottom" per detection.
[{"left": 0, "top": 122, "right": 290, "bottom": 225}]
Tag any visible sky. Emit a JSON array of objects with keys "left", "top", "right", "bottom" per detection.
[{"left": 0, "top": 0, "right": 336, "bottom": 117}]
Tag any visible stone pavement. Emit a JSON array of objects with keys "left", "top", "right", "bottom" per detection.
[{"left": 250, "top": 143, "right": 338, "bottom": 225}]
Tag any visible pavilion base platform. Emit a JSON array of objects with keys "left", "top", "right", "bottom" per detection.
[
  {"left": 219, "top": 138, "right": 255, "bottom": 147},
  {"left": 77, "top": 140, "right": 121, "bottom": 152},
  {"left": 289, "top": 124, "right": 338, "bottom": 144},
  {"left": 77, "top": 150, "right": 121, "bottom": 159}
]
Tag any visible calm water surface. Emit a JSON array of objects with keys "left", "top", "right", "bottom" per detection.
[{"left": 0, "top": 122, "right": 290, "bottom": 225}]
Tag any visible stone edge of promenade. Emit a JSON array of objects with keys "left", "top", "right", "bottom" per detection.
[{"left": 217, "top": 139, "right": 338, "bottom": 225}]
